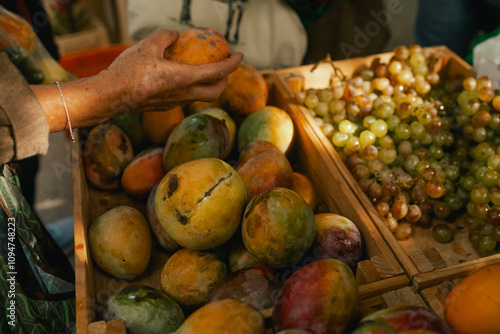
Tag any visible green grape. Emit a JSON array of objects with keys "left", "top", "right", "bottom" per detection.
[
  {"left": 490, "top": 188, "right": 500, "bottom": 206},
  {"left": 329, "top": 99, "right": 345, "bottom": 113},
  {"left": 352, "top": 165, "right": 370, "bottom": 180},
  {"left": 346, "top": 136, "right": 361, "bottom": 151},
  {"left": 403, "top": 154, "right": 419, "bottom": 172},
  {"left": 492, "top": 225, "right": 500, "bottom": 241},
  {"left": 338, "top": 120, "right": 356, "bottom": 134},
  {"left": 304, "top": 93, "right": 319, "bottom": 109},
  {"left": 379, "top": 147, "right": 397, "bottom": 165},
  {"left": 487, "top": 155, "right": 500, "bottom": 171},
  {"left": 475, "top": 142, "right": 495, "bottom": 161},
  {"left": 320, "top": 123, "right": 334, "bottom": 137},
  {"left": 428, "top": 144, "right": 444, "bottom": 160},
  {"left": 480, "top": 223, "right": 494, "bottom": 236},
  {"left": 316, "top": 102, "right": 329, "bottom": 116},
  {"left": 473, "top": 203, "right": 491, "bottom": 220},
  {"left": 368, "top": 158, "right": 385, "bottom": 174},
  {"left": 332, "top": 132, "right": 349, "bottom": 147},
  {"left": 378, "top": 135, "right": 394, "bottom": 148},
  {"left": 362, "top": 115, "right": 377, "bottom": 128},
  {"left": 359, "top": 130, "right": 376, "bottom": 146},
  {"left": 421, "top": 132, "right": 433, "bottom": 145},
  {"left": 295, "top": 91, "right": 306, "bottom": 104},
  {"left": 470, "top": 186, "right": 490, "bottom": 204},
  {"left": 376, "top": 102, "right": 395, "bottom": 118},
  {"left": 479, "top": 235, "right": 497, "bottom": 251},
  {"left": 432, "top": 224, "right": 454, "bottom": 243},
  {"left": 409, "top": 52, "right": 426, "bottom": 68},
  {"left": 416, "top": 109, "right": 432, "bottom": 125},
  {"left": 386, "top": 115, "right": 401, "bottom": 131},
  {"left": 333, "top": 111, "right": 346, "bottom": 124},
  {"left": 463, "top": 214, "right": 481, "bottom": 231},
  {"left": 434, "top": 201, "right": 451, "bottom": 219},
  {"left": 319, "top": 88, "right": 334, "bottom": 102},
  {"left": 474, "top": 166, "right": 490, "bottom": 181},
  {"left": 444, "top": 165, "right": 460, "bottom": 181},
  {"left": 444, "top": 193, "right": 463, "bottom": 211},
  {"left": 472, "top": 127, "right": 488, "bottom": 142},
  {"left": 410, "top": 121, "right": 426, "bottom": 140},
  {"left": 362, "top": 145, "right": 378, "bottom": 160},
  {"left": 443, "top": 179, "right": 456, "bottom": 195},
  {"left": 460, "top": 175, "right": 476, "bottom": 191},
  {"left": 489, "top": 113, "right": 500, "bottom": 130},
  {"left": 395, "top": 123, "right": 411, "bottom": 140},
  {"left": 483, "top": 169, "right": 500, "bottom": 188},
  {"left": 468, "top": 231, "right": 482, "bottom": 249},
  {"left": 370, "top": 119, "right": 388, "bottom": 137}
]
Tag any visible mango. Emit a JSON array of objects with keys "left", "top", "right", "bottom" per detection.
[
  {"left": 163, "top": 27, "right": 231, "bottom": 66},
  {"left": 238, "top": 140, "right": 283, "bottom": 166},
  {"left": 238, "top": 106, "right": 294, "bottom": 154},
  {"left": 142, "top": 106, "right": 185, "bottom": 145},
  {"left": 103, "top": 284, "right": 184, "bottom": 334},
  {"left": 219, "top": 64, "right": 268, "bottom": 116},
  {"left": 155, "top": 158, "right": 247, "bottom": 250},
  {"left": 272, "top": 259, "right": 359, "bottom": 334},
  {"left": 121, "top": 146, "right": 166, "bottom": 198},
  {"left": 111, "top": 113, "right": 147, "bottom": 151},
  {"left": 354, "top": 306, "right": 453, "bottom": 334},
  {"left": 228, "top": 240, "right": 259, "bottom": 273},
  {"left": 83, "top": 123, "right": 134, "bottom": 190},
  {"left": 237, "top": 150, "right": 294, "bottom": 201},
  {"left": 292, "top": 172, "right": 318, "bottom": 211},
  {"left": 242, "top": 188, "right": 316, "bottom": 268},
  {"left": 206, "top": 266, "right": 283, "bottom": 310},
  {"left": 163, "top": 114, "right": 230, "bottom": 171},
  {"left": 176, "top": 299, "right": 265, "bottom": 334},
  {"left": 89, "top": 206, "right": 151, "bottom": 279},
  {"left": 146, "top": 185, "right": 180, "bottom": 253},
  {"left": 311, "top": 213, "right": 364, "bottom": 269},
  {"left": 188, "top": 100, "right": 221, "bottom": 115},
  {"left": 444, "top": 263, "right": 500, "bottom": 334},
  {"left": 198, "top": 107, "right": 237, "bottom": 152},
  {"left": 160, "top": 248, "right": 227, "bottom": 308}
]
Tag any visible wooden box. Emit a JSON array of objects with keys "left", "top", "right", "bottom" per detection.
[
  {"left": 274, "top": 46, "right": 500, "bottom": 291},
  {"left": 71, "top": 73, "right": 408, "bottom": 333}
]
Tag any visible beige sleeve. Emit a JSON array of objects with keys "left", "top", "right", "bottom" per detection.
[{"left": 0, "top": 52, "right": 49, "bottom": 164}]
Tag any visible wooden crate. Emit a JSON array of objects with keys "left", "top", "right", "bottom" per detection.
[
  {"left": 72, "top": 73, "right": 408, "bottom": 333},
  {"left": 274, "top": 46, "right": 500, "bottom": 291}
]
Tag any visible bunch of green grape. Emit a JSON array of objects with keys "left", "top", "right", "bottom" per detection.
[{"left": 294, "top": 45, "right": 500, "bottom": 257}]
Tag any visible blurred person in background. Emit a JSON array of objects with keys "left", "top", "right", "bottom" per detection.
[{"left": 414, "top": 0, "right": 500, "bottom": 59}]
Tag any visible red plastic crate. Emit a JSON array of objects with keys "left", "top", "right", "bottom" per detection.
[{"left": 58, "top": 44, "right": 130, "bottom": 78}]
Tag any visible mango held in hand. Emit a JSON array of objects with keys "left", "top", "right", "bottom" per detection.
[
  {"left": 83, "top": 124, "right": 134, "bottom": 190},
  {"left": 272, "top": 259, "right": 359, "bottom": 334},
  {"left": 155, "top": 158, "right": 247, "bottom": 250},
  {"left": 163, "top": 113, "right": 231, "bottom": 172},
  {"left": 89, "top": 206, "right": 152, "bottom": 279},
  {"left": 176, "top": 299, "right": 265, "bottom": 334},
  {"left": 242, "top": 188, "right": 316, "bottom": 268},
  {"left": 164, "top": 27, "right": 231, "bottom": 65}
]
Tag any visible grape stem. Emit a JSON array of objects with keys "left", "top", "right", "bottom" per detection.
[{"left": 310, "top": 53, "right": 346, "bottom": 84}]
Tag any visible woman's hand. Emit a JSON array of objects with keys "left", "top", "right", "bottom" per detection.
[
  {"left": 101, "top": 29, "right": 243, "bottom": 114},
  {"left": 31, "top": 29, "right": 243, "bottom": 132}
]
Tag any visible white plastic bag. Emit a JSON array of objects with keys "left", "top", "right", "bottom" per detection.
[{"left": 473, "top": 33, "right": 500, "bottom": 89}]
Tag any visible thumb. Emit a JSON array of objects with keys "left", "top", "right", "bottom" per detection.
[{"left": 141, "top": 29, "right": 179, "bottom": 57}]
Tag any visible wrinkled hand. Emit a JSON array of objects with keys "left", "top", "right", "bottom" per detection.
[{"left": 100, "top": 29, "right": 243, "bottom": 114}]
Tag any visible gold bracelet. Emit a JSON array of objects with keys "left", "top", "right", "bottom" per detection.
[{"left": 54, "top": 81, "right": 75, "bottom": 143}]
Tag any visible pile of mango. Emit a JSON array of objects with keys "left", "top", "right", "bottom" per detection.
[{"left": 81, "top": 28, "right": 477, "bottom": 334}]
